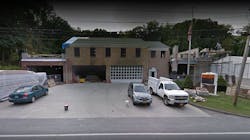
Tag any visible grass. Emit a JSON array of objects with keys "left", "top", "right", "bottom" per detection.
[
  {"left": 0, "top": 65, "right": 21, "bottom": 70},
  {"left": 190, "top": 92, "right": 250, "bottom": 116}
]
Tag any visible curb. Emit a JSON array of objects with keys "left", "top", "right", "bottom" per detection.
[
  {"left": 0, "top": 96, "right": 8, "bottom": 103},
  {"left": 189, "top": 102, "right": 250, "bottom": 119}
]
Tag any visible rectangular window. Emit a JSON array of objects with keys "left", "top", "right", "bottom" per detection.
[
  {"left": 106, "top": 48, "right": 111, "bottom": 57},
  {"left": 90, "top": 48, "right": 96, "bottom": 57},
  {"left": 74, "top": 47, "right": 80, "bottom": 57},
  {"left": 151, "top": 50, "right": 156, "bottom": 58},
  {"left": 121, "top": 48, "right": 126, "bottom": 57},
  {"left": 161, "top": 51, "right": 166, "bottom": 58},
  {"left": 136, "top": 48, "right": 141, "bottom": 58}
]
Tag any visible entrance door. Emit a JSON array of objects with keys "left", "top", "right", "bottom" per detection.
[{"left": 149, "top": 67, "right": 157, "bottom": 78}]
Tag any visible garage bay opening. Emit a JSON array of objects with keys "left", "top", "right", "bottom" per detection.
[{"left": 72, "top": 65, "right": 106, "bottom": 82}]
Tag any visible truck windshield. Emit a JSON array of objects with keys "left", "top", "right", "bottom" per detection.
[
  {"left": 134, "top": 86, "right": 147, "bottom": 93},
  {"left": 164, "top": 84, "right": 180, "bottom": 90}
]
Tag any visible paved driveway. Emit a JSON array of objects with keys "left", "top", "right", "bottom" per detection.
[{"left": 0, "top": 83, "right": 209, "bottom": 118}]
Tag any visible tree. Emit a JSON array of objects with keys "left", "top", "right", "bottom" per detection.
[
  {"left": 222, "top": 36, "right": 246, "bottom": 56},
  {"left": 243, "top": 23, "right": 250, "bottom": 33},
  {"left": 144, "top": 20, "right": 161, "bottom": 41},
  {"left": 0, "top": 1, "right": 75, "bottom": 64},
  {"left": 122, "top": 20, "right": 162, "bottom": 41},
  {"left": 169, "top": 18, "right": 231, "bottom": 52}
]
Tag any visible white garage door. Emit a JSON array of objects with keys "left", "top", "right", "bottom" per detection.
[{"left": 110, "top": 66, "right": 143, "bottom": 83}]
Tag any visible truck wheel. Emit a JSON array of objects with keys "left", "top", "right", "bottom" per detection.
[
  {"left": 132, "top": 97, "right": 136, "bottom": 105},
  {"left": 163, "top": 96, "right": 169, "bottom": 106},
  {"left": 150, "top": 88, "right": 154, "bottom": 95}
]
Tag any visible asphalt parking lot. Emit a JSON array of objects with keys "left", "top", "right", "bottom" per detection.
[{"left": 0, "top": 83, "right": 210, "bottom": 118}]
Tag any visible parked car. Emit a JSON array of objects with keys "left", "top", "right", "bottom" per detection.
[
  {"left": 148, "top": 76, "right": 189, "bottom": 106},
  {"left": 128, "top": 82, "right": 152, "bottom": 105},
  {"left": 8, "top": 85, "right": 48, "bottom": 104}
]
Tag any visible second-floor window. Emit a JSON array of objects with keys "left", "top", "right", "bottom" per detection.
[
  {"left": 74, "top": 47, "right": 80, "bottom": 57},
  {"left": 161, "top": 51, "right": 166, "bottom": 58},
  {"left": 136, "top": 48, "right": 141, "bottom": 57},
  {"left": 151, "top": 50, "right": 156, "bottom": 58},
  {"left": 121, "top": 48, "right": 126, "bottom": 57},
  {"left": 90, "top": 48, "right": 96, "bottom": 57},
  {"left": 106, "top": 48, "right": 111, "bottom": 57}
]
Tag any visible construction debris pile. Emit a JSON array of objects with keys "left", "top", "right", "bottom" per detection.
[{"left": 184, "top": 88, "right": 208, "bottom": 102}]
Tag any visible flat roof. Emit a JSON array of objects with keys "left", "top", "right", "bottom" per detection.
[{"left": 21, "top": 58, "right": 66, "bottom": 62}]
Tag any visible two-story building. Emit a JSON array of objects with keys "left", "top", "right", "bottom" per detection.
[{"left": 21, "top": 37, "right": 170, "bottom": 83}]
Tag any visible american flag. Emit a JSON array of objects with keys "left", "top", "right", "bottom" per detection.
[{"left": 187, "top": 24, "right": 192, "bottom": 42}]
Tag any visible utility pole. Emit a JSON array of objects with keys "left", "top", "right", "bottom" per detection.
[
  {"left": 187, "top": 7, "right": 194, "bottom": 75},
  {"left": 233, "top": 9, "right": 250, "bottom": 106}
]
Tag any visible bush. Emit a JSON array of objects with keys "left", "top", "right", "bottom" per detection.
[
  {"left": 217, "top": 75, "right": 227, "bottom": 87},
  {"left": 217, "top": 75, "right": 228, "bottom": 92},
  {"left": 175, "top": 79, "right": 184, "bottom": 89},
  {"left": 174, "top": 76, "right": 193, "bottom": 89},
  {"left": 183, "top": 75, "right": 193, "bottom": 89}
]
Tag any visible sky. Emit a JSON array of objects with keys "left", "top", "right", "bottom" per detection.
[{"left": 53, "top": 1, "right": 250, "bottom": 32}]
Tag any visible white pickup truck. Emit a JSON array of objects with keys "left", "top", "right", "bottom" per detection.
[{"left": 148, "top": 76, "right": 189, "bottom": 106}]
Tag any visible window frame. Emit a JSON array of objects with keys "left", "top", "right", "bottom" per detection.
[
  {"left": 105, "top": 48, "right": 111, "bottom": 57},
  {"left": 74, "top": 47, "right": 80, "bottom": 57},
  {"left": 90, "top": 48, "right": 96, "bottom": 57},
  {"left": 135, "top": 48, "right": 141, "bottom": 58},
  {"left": 161, "top": 51, "right": 166, "bottom": 58},
  {"left": 120, "top": 48, "right": 126, "bottom": 57},
  {"left": 159, "top": 83, "right": 163, "bottom": 89},
  {"left": 150, "top": 50, "right": 156, "bottom": 58}
]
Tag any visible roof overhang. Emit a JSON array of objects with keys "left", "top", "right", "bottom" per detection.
[{"left": 21, "top": 59, "right": 66, "bottom": 62}]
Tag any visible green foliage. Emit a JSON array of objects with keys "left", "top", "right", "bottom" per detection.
[
  {"left": 174, "top": 76, "right": 193, "bottom": 89},
  {"left": 174, "top": 79, "right": 184, "bottom": 89},
  {"left": 122, "top": 19, "right": 233, "bottom": 53},
  {"left": 191, "top": 92, "right": 250, "bottom": 116},
  {"left": 0, "top": 1, "right": 74, "bottom": 65},
  {"left": 183, "top": 75, "right": 193, "bottom": 89},
  {"left": 217, "top": 75, "right": 228, "bottom": 92},
  {"left": 0, "top": 65, "right": 21, "bottom": 70},
  {"left": 217, "top": 75, "right": 228, "bottom": 87},
  {"left": 222, "top": 36, "right": 246, "bottom": 56}
]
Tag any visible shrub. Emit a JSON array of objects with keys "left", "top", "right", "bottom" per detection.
[
  {"left": 174, "top": 75, "right": 193, "bottom": 89},
  {"left": 217, "top": 75, "right": 228, "bottom": 92},
  {"left": 175, "top": 79, "right": 184, "bottom": 89},
  {"left": 183, "top": 75, "right": 193, "bottom": 89},
  {"left": 217, "top": 75, "right": 228, "bottom": 87}
]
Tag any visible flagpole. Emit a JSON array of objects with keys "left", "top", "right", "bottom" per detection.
[
  {"left": 187, "top": 7, "right": 194, "bottom": 75},
  {"left": 187, "top": 35, "right": 192, "bottom": 75}
]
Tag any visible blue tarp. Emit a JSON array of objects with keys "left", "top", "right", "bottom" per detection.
[{"left": 61, "top": 37, "right": 78, "bottom": 49}]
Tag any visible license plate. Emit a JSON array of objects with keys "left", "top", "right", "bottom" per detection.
[
  {"left": 176, "top": 100, "right": 186, "bottom": 103},
  {"left": 14, "top": 96, "right": 18, "bottom": 99}
]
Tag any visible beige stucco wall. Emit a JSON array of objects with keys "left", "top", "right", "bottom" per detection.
[
  {"left": 65, "top": 46, "right": 169, "bottom": 82},
  {"left": 148, "top": 48, "right": 170, "bottom": 78}
]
